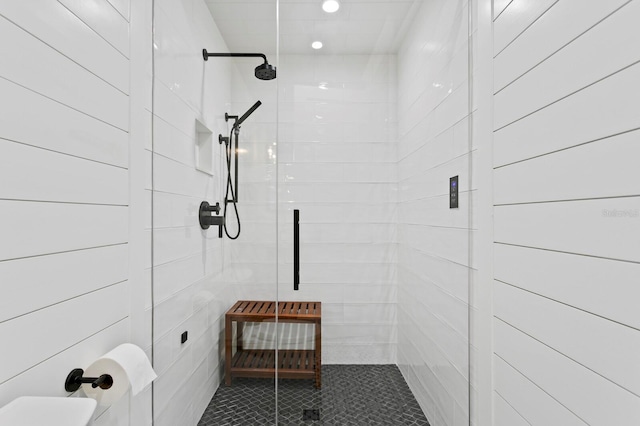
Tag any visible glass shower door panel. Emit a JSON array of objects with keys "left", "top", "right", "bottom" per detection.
[{"left": 276, "top": 0, "right": 472, "bottom": 425}]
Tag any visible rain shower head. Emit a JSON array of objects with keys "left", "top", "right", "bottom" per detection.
[
  {"left": 255, "top": 63, "right": 276, "bottom": 80},
  {"left": 202, "top": 49, "right": 277, "bottom": 80}
]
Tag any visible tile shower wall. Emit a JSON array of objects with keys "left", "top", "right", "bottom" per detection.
[
  {"left": 396, "top": 0, "right": 473, "bottom": 425},
  {"left": 275, "top": 54, "right": 398, "bottom": 364},
  {"left": 0, "top": 1, "right": 144, "bottom": 424},
  {"left": 224, "top": 54, "right": 278, "bottom": 301},
  {"left": 491, "top": 1, "right": 640, "bottom": 424},
  {"left": 151, "top": 0, "right": 235, "bottom": 424}
]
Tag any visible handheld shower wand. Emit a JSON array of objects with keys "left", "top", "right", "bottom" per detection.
[
  {"left": 235, "top": 100, "right": 262, "bottom": 128},
  {"left": 225, "top": 100, "right": 261, "bottom": 204},
  {"left": 220, "top": 101, "right": 262, "bottom": 239}
]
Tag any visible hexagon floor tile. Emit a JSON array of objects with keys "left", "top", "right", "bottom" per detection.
[{"left": 198, "top": 365, "right": 431, "bottom": 425}]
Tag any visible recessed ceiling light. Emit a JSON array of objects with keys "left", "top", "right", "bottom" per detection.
[
  {"left": 312, "top": 41, "right": 323, "bottom": 49},
  {"left": 322, "top": 0, "right": 340, "bottom": 13}
]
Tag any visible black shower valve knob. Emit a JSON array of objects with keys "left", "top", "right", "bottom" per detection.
[
  {"left": 199, "top": 201, "right": 224, "bottom": 235},
  {"left": 203, "top": 201, "right": 221, "bottom": 215}
]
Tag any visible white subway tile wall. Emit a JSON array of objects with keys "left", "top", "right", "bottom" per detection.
[
  {"left": 274, "top": 54, "right": 399, "bottom": 364},
  {"left": 151, "top": 0, "right": 240, "bottom": 424},
  {"left": 492, "top": 0, "right": 640, "bottom": 425},
  {"left": 397, "top": 0, "right": 473, "bottom": 425}
]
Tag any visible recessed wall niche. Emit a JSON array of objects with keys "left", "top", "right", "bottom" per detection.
[{"left": 195, "top": 119, "right": 213, "bottom": 175}]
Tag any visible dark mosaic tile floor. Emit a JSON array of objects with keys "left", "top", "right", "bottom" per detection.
[{"left": 198, "top": 365, "right": 430, "bottom": 426}]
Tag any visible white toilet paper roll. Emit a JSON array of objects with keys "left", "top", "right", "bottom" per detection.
[{"left": 82, "top": 343, "right": 156, "bottom": 406}]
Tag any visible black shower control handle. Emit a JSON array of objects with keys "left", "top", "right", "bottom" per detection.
[
  {"left": 202, "top": 202, "right": 221, "bottom": 214},
  {"left": 199, "top": 201, "right": 224, "bottom": 238}
]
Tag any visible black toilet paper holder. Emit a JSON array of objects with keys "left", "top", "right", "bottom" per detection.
[{"left": 65, "top": 368, "right": 113, "bottom": 392}]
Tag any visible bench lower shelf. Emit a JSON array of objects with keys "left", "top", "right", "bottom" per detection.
[{"left": 229, "top": 349, "right": 317, "bottom": 380}]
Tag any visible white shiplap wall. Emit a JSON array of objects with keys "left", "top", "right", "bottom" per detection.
[
  {"left": 492, "top": 0, "right": 640, "bottom": 424},
  {"left": 0, "top": 0, "right": 136, "bottom": 424},
  {"left": 396, "top": 0, "right": 473, "bottom": 424}
]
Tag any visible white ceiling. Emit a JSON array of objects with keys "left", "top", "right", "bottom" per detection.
[{"left": 204, "top": 0, "right": 420, "bottom": 55}]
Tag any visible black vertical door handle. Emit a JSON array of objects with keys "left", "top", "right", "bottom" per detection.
[{"left": 294, "top": 209, "right": 299, "bottom": 291}]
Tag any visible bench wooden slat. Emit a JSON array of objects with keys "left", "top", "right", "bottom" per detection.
[
  {"left": 229, "top": 301, "right": 321, "bottom": 321},
  {"left": 236, "top": 301, "right": 248, "bottom": 313}
]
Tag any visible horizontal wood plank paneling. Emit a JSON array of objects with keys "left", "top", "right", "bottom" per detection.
[
  {"left": 493, "top": 244, "right": 640, "bottom": 330},
  {"left": 0, "top": 78, "right": 128, "bottom": 168},
  {"left": 58, "top": 0, "right": 130, "bottom": 58},
  {"left": 494, "top": 198, "right": 640, "bottom": 263},
  {"left": 494, "top": 357, "right": 587, "bottom": 426},
  {"left": 0, "top": 245, "right": 128, "bottom": 323},
  {"left": 495, "top": 281, "right": 640, "bottom": 395},
  {"left": 494, "top": 319, "right": 640, "bottom": 425},
  {"left": 0, "top": 201, "right": 128, "bottom": 261},
  {"left": 0, "top": 319, "right": 128, "bottom": 407},
  {"left": 0, "top": 0, "right": 131, "bottom": 419},
  {"left": 106, "top": 0, "right": 130, "bottom": 22},
  {"left": 493, "top": 0, "right": 558, "bottom": 55},
  {"left": 0, "top": 139, "right": 128, "bottom": 205},
  {"left": 493, "top": 392, "right": 531, "bottom": 426},
  {"left": 494, "top": 0, "right": 630, "bottom": 91},
  {"left": 0, "top": 16, "right": 128, "bottom": 130},
  {"left": 494, "top": 131, "right": 640, "bottom": 204},
  {"left": 493, "top": 0, "right": 513, "bottom": 21},
  {"left": 0, "top": 281, "right": 128, "bottom": 383},
  {"left": 493, "top": 3, "right": 640, "bottom": 422},
  {"left": 495, "top": 0, "right": 640, "bottom": 129},
  {"left": 494, "top": 63, "right": 640, "bottom": 167},
  {"left": 1, "top": 0, "right": 128, "bottom": 92}
]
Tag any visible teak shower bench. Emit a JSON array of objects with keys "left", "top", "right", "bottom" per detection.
[{"left": 225, "top": 300, "right": 321, "bottom": 388}]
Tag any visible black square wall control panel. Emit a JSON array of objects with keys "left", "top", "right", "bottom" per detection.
[{"left": 450, "top": 176, "right": 459, "bottom": 209}]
